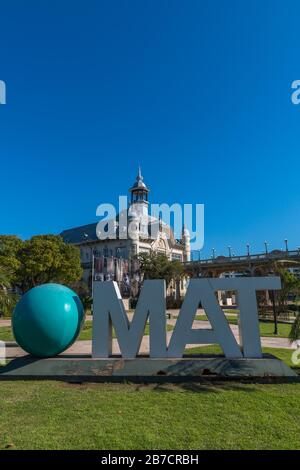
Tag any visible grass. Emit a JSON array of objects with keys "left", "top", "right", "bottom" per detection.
[
  {"left": 195, "top": 314, "right": 237, "bottom": 322},
  {"left": 259, "top": 322, "right": 292, "bottom": 338},
  {"left": 0, "top": 380, "right": 299, "bottom": 449},
  {"left": 0, "top": 321, "right": 174, "bottom": 343},
  {"left": 0, "top": 318, "right": 293, "bottom": 343},
  {"left": 78, "top": 321, "right": 174, "bottom": 341},
  {"left": 194, "top": 315, "right": 293, "bottom": 338},
  {"left": 0, "top": 326, "right": 14, "bottom": 342},
  {"left": 0, "top": 324, "right": 299, "bottom": 449}
]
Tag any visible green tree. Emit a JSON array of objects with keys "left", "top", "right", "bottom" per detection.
[
  {"left": 270, "top": 263, "right": 300, "bottom": 338},
  {"left": 275, "top": 265, "right": 300, "bottom": 313},
  {"left": 0, "top": 235, "right": 23, "bottom": 284},
  {"left": 17, "top": 235, "right": 83, "bottom": 291},
  {"left": 137, "top": 252, "right": 184, "bottom": 288},
  {"left": 290, "top": 314, "right": 300, "bottom": 342}
]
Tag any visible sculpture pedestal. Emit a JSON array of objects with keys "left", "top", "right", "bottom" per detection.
[{"left": 0, "top": 355, "right": 297, "bottom": 381}]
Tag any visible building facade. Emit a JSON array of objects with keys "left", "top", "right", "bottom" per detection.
[{"left": 61, "top": 169, "right": 190, "bottom": 299}]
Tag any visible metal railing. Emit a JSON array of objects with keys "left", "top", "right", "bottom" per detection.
[{"left": 187, "top": 249, "right": 300, "bottom": 266}]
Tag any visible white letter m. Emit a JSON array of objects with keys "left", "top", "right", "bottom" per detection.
[{"left": 92, "top": 280, "right": 167, "bottom": 358}]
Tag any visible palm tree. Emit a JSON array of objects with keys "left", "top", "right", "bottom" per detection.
[
  {"left": 290, "top": 313, "right": 300, "bottom": 343},
  {"left": 269, "top": 261, "right": 300, "bottom": 336}
]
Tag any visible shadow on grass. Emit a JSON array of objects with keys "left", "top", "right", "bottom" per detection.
[{"left": 147, "top": 381, "right": 259, "bottom": 394}]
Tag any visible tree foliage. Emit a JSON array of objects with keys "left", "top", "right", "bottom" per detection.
[
  {"left": 268, "top": 264, "right": 300, "bottom": 341},
  {"left": 16, "top": 235, "right": 83, "bottom": 291},
  {"left": 0, "top": 234, "right": 83, "bottom": 313},
  {"left": 137, "top": 251, "right": 184, "bottom": 287},
  {"left": 273, "top": 263, "right": 300, "bottom": 314},
  {"left": 0, "top": 235, "right": 23, "bottom": 283},
  {"left": 290, "top": 314, "right": 300, "bottom": 342}
]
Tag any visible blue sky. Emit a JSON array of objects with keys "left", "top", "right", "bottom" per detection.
[{"left": 0, "top": 0, "right": 299, "bottom": 258}]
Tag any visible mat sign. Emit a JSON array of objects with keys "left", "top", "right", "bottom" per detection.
[{"left": 92, "top": 277, "right": 281, "bottom": 359}]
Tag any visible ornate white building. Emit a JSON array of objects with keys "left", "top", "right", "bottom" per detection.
[{"left": 61, "top": 169, "right": 190, "bottom": 299}]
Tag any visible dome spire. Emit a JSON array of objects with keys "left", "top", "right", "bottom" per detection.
[
  {"left": 129, "top": 166, "right": 149, "bottom": 208},
  {"left": 129, "top": 166, "right": 149, "bottom": 193},
  {"left": 137, "top": 165, "right": 142, "bottom": 181}
]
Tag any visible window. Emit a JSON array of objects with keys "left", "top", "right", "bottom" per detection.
[{"left": 172, "top": 253, "right": 182, "bottom": 261}]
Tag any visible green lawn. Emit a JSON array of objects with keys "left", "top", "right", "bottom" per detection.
[
  {"left": 0, "top": 321, "right": 174, "bottom": 343},
  {"left": 195, "top": 315, "right": 293, "bottom": 338},
  {"left": 0, "top": 318, "right": 293, "bottom": 343},
  {"left": 0, "top": 325, "right": 299, "bottom": 449},
  {"left": 259, "top": 322, "right": 292, "bottom": 338},
  {"left": 195, "top": 314, "right": 237, "bottom": 322},
  {"left": 78, "top": 321, "right": 174, "bottom": 341},
  {"left": 0, "top": 380, "right": 299, "bottom": 449},
  {"left": 0, "top": 326, "right": 14, "bottom": 342}
]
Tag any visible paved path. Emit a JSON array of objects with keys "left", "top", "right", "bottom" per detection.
[{"left": 4, "top": 330, "right": 297, "bottom": 359}]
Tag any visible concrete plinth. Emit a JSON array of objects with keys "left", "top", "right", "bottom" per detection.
[{"left": 0, "top": 355, "right": 297, "bottom": 380}]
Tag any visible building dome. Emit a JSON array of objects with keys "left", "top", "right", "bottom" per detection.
[{"left": 129, "top": 166, "right": 149, "bottom": 193}]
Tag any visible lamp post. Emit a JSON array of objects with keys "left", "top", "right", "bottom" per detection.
[
  {"left": 212, "top": 248, "right": 216, "bottom": 259},
  {"left": 246, "top": 243, "right": 250, "bottom": 257},
  {"left": 83, "top": 233, "right": 94, "bottom": 313},
  {"left": 284, "top": 239, "right": 289, "bottom": 252},
  {"left": 91, "top": 249, "right": 95, "bottom": 302},
  {"left": 228, "top": 246, "right": 232, "bottom": 258},
  {"left": 264, "top": 241, "right": 268, "bottom": 255}
]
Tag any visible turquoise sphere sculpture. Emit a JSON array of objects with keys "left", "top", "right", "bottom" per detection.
[{"left": 12, "top": 283, "right": 85, "bottom": 357}]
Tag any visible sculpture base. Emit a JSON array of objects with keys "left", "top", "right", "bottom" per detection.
[{"left": 0, "top": 355, "right": 297, "bottom": 381}]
